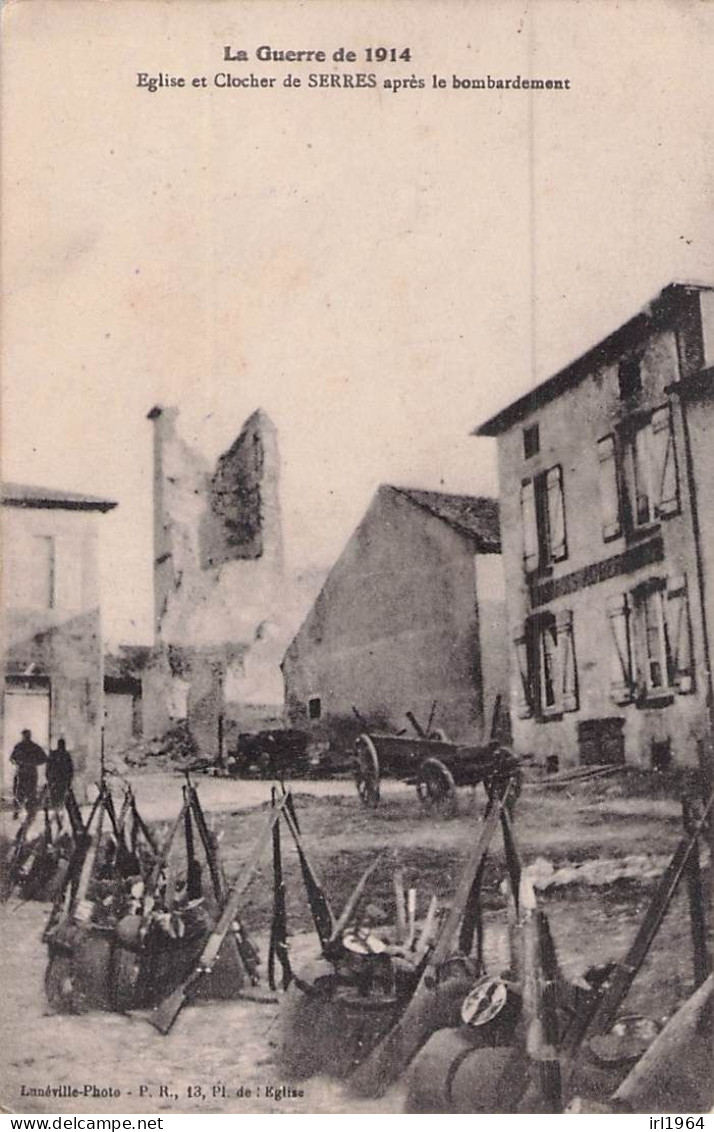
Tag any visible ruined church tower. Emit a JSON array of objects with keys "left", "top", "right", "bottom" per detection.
[{"left": 146, "top": 404, "right": 284, "bottom": 647}]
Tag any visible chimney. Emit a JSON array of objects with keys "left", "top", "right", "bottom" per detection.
[{"left": 147, "top": 405, "right": 179, "bottom": 640}]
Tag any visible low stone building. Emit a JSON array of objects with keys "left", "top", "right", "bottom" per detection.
[
  {"left": 2, "top": 482, "right": 117, "bottom": 797},
  {"left": 282, "top": 486, "right": 508, "bottom": 746},
  {"left": 475, "top": 282, "right": 714, "bottom": 772}
]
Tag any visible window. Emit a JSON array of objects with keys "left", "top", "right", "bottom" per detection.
[
  {"left": 520, "top": 465, "right": 567, "bottom": 572},
  {"left": 308, "top": 695, "right": 322, "bottom": 720},
  {"left": 632, "top": 423, "right": 654, "bottom": 526},
  {"left": 27, "top": 535, "right": 55, "bottom": 608},
  {"left": 523, "top": 423, "right": 540, "bottom": 459},
  {"left": 539, "top": 618, "right": 560, "bottom": 712},
  {"left": 624, "top": 406, "right": 679, "bottom": 530},
  {"left": 641, "top": 585, "right": 669, "bottom": 692},
  {"left": 607, "top": 575, "right": 694, "bottom": 704},
  {"left": 607, "top": 595, "right": 635, "bottom": 703},
  {"left": 597, "top": 435, "right": 622, "bottom": 541},
  {"left": 663, "top": 575, "right": 694, "bottom": 693},
  {"left": 513, "top": 610, "right": 578, "bottom": 720},
  {"left": 513, "top": 631, "right": 534, "bottom": 719},
  {"left": 618, "top": 356, "right": 642, "bottom": 401}
]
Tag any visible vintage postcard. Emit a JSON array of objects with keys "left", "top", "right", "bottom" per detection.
[{"left": 1, "top": 0, "right": 713, "bottom": 1120}]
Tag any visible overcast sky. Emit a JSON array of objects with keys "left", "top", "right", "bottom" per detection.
[{"left": 3, "top": 0, "right": 713, "bottom": 643}]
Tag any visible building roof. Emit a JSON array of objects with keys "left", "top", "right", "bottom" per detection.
[
  {"left": 475, "top": 281, "right": 714, "bottom": 437},
  {"left": 2, "top": 482, "right": 118, "bottom": 512},
  {"left": 667, "top": 366, "right": 714, "bottom": 401},
  {"left": 391, "top": 486, "right": 500, "bottom": 551}
]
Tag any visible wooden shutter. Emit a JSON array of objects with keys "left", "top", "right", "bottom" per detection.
[
  {"left": 520, "top": 480, "right": 538, "bottom": 572},
  {"left": 513, "top": 630, "right": 534, "bottom": 718},
  {"left": 651, "top": 405, "right": 680, "bottom": 517},
  {"left": 607, "top": 595, "right": 634, "bottom": 703},
  {"left": 556, "top": 610, "right": 578, "bottom": 712},
  {"left": 665, "top": 575, "right": 694, "bottom": 693},
  {"left": 597, "top": 435, "right": 622, "bottom": 541},
  {"left": 546, "top": 466, "right": 567, "bottom": 562}
]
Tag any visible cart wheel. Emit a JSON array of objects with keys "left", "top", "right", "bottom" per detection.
[
  {"left": 354, "top": 735, "right": 380, "bottom": 807},
  {"left": 257, "top": 752, "right": 273, "bottom": 779},
  {"left": 417, "top": 758, "right": 457, "bottom": 814},
  {"left": 428, "top": 728, "right": 451, "bottom": 744}
]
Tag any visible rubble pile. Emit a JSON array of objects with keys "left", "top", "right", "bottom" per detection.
[
  {"left": 521, "top": 850, "right": 711, "bottom": 892},
  {"left": 104, "top": 722, "right": 210, "bottom": 777}
]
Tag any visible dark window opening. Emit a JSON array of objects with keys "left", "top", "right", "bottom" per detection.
[
  {"left": 514, "top": 609, "right": 578, "bottom": 720},
  {"left": 520, "top": 464, "right": 568, "bottom": 572},
  {"left": 308, "top": 696, "right": 322, "bottom": 720},
  {"left": 651, "top": 738, "right": 672, "bottom": 773},
  {"left": 523, "top": 423, "right": 540, "bottom": 459},
  {"left": 618, "top": 356, "right": 643, "bottom": 401}
]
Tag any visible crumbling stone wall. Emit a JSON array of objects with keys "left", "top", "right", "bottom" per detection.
[
  {"left": 148, "top": 406, "right": 284, "bottom": 649},
  {"left": 144, "top": 406, "right": 287, "bottom": 750},
  {"left": 202, "top": 411, "right": 283, "bottom": 569}
]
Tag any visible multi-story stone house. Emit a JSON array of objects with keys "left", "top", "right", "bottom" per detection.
[{"left": 475, "top": 282, "right": 714, "bottom": 772}]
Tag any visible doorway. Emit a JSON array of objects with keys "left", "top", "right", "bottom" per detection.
[{"left": 3, "top": 680, "right": 51, "bottom": 798}]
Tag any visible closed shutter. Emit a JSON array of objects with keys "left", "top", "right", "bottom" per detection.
[
  {"left": 513, "top": 631, "right": 534, "bottom": 718},
  {"left": 607, "top": 595, "right": 634, "bottom": 703},
  {"left": 651, "top": 405, "right": 680, "bottom": 517},
  {"left": 546, "top": 466, "right": 567, "bottom": 562},
  {"left": 665, "top": 575, "right": 694, "bottom": 693},
  {"left": 520, "top": 480, "right": 538, "bottom": 572},
  {"left": 556, "top": 610, "right": 578, "bottom": 712},
  {"left": 597, "top": 436, "right": 622, "bottom": 541}
]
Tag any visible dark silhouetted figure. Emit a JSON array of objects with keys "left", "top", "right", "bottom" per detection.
[
  {"left": 10, "top": 729, "right": 47, "bottom": 818},
  {"left": 46, "top": 738, "right": 74, "bottom": 809}
]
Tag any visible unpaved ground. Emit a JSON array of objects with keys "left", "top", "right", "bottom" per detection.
[
  {"left": 1, "top": 771, "right": 709, "bottom": 1115},
  {"left": 118, "top": 773, "right": 409, "bottom": 822}
]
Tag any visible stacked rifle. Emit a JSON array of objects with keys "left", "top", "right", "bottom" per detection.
[
  {"left": 13, "top": 765, "right": 711, "bottom": 1111},
  {"left": 43, "top": 775, "right": 258, "bottom": 1018}
]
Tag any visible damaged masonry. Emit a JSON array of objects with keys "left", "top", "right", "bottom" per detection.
[
  {"left": 1, "top": 282, "right": 712, "bottom": 1117},
  {"left": 114, "top": 406, "right": 320, "bottom": 768}
]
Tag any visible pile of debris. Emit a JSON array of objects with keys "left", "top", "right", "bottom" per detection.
[{"left": 104, "top": 722, "right": 212, "bottom": 777}]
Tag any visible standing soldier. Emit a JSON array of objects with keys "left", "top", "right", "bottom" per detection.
[
  {"left": 10, "top": 729, "right": 47, "bottom": 819},
  {"left": 46, "top": 737, "right": 74, "bottom": 810}
]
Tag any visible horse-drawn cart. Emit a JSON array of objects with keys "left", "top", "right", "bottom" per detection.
[{"left": 353, "top": 722, "right": 519, "bottom": 809}]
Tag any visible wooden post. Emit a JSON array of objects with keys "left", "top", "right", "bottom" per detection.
[{"left": 682, "top": 798, "right": 711, "bottom": 988}]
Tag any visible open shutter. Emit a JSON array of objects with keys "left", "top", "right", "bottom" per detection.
[
  {"left": 597, "top": 436, "right": 622, "bottom": 541},
  {"left": 546, "top": 466, "right": 567, "bottom": 562},
  {"left": 665, "top": 575, "right": 694, "bottom": 693},
  {"left": 513, "top": 630, "right": 534, "bottom": 718},
  {"left": 556, "top": 610, "right": 578, "bottom": 712},
  {"left": 651, "top": 405, "right": 680, "bottom": 517},
  {"left": 607, "top": 595, "right": 634, "bottom": 703},
  {"left": 520, "top": 480, "right": 538, "bottom": 572}
]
